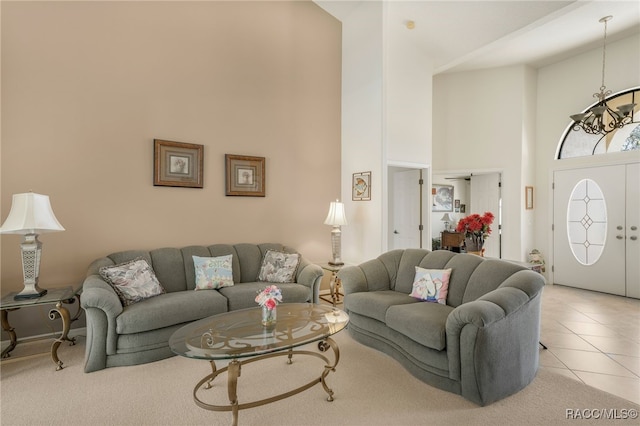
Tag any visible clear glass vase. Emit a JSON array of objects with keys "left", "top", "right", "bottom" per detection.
[{"left": 261, "top": 305, "right": 277, "bottom": 327}]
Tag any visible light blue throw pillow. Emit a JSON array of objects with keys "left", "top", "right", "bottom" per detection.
[{"left": 193, "top": 254, "right": 234, "bottom": 290}]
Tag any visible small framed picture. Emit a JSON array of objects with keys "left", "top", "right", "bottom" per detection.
[
  {"left": 525, "top": 186, "right": 534, "bottom": 209},
  {"left": 432, "top": 184, "right": 454, "bottom": 212},
  {"left": 225, "top": 154, "right": 265, "bottom": 197},
  {"left": 455, "top": 199, "right": 460, "bottom": 209},
  {"left": 460, "top": 204, "right": 466, "bottom": 213},
  {"left": 352, "top": 171, "right": 371, "bottom": 201},
  {"left": 154, "top": 139, "right": 203, "bottom": 188}
]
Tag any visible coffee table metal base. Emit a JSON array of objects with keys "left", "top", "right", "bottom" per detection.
[{"left": 193, "top": 337, "right": 339, "bottom": 426}]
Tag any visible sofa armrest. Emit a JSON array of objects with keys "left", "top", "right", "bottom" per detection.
[
  {"left": 80, "top": 274, "right": 123, "bottom": 372},
  {"left": 445, "top": 270, "right": 544, "bottom": 405},
  {"left": 296, "top": 261, "right": 324, "bottom": 303},
  {"left": 81, "top": 275, "right": 123, "bottom": 317}
]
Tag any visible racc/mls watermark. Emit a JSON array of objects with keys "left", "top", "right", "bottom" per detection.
[{"left": 566, "top": 408, "right": 638, "bottom": 420}]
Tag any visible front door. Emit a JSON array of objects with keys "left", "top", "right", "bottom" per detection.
[{"left": 553, "top": 164, "right": 633, "bottom": 296}]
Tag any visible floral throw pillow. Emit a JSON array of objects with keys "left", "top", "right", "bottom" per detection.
[
  {"left": 409, "top": 267, "right": 452, "bottom": 304},
  {"left": 193, "top": 254, "right": 234, "bottom": 290},
  {"left": 258, "top": 250, "right": 300, "bottom": 283},
  {"left": 99, "top": 258, "right": 165, "bottom": 306}
]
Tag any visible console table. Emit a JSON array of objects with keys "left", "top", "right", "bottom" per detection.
[
  {"left": 441, "top": 231, "right": 465, "bottom": 252},
  {"left": 1, "top": 285, "right": 82, "bottom": 370}
]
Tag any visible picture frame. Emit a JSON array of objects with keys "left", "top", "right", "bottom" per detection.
[
  {"left": 352, "top": 171, "right": 371, "bottom": 201},
  {"left": 154, "top": 139, "right": 203, "bottom": 188},
  {"left": 460, "top": 204, "right": 466, "bottom": 213},
  {"left": 525, "top": 186, "right": 534, "bottom": 209},
  {"left": 432, "top": 184, "right": 454, "bottom": 212},
  {"left": 225, "top": 154, "right": 265, "bottom": 197}
]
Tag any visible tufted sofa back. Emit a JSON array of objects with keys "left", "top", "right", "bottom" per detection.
[
  {"left": 86, "top": 243, "right": 302, "bottom": 293},
  {"left": 361, "top": 249, "right": 529, "bottom": 308}
]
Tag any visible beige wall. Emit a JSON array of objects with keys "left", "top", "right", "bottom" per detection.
[{"left": 1, "top": 0, "right": 341, "bottom": 318}]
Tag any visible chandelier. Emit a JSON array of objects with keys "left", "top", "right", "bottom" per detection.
[{"left": 570, "top": 16, "right": 636, "bottom": 136}]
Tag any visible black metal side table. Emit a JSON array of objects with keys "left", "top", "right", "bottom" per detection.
[{"left": 1, "top": 285, "right": 83, "bottom": 370}]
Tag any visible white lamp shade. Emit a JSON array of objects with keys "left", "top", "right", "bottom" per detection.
[
  {"left": 0, "top": 193, "right": 65, "bottom": 234},
  {"left": 324, "top": 200, "right": 348, "bottom": 226},
  {"left": 440, "top": 213, "right": 453, "bottom": 222}
]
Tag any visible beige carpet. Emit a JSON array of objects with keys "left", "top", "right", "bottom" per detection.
[{"left": 1, "top": 331, "right": 638, "bottom": 426}]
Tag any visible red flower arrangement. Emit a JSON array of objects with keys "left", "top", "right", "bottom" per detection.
[{"left": 456, "top": 212, "right": 495, "bottom": 247}]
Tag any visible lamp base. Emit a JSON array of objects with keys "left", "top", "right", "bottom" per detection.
[{"left": 14, "top": 285, "right": 48, "bottom": 300}]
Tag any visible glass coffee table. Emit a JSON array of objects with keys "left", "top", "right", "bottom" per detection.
[{"left": 169, "top": 303, "right": 349, "bottom": 426}]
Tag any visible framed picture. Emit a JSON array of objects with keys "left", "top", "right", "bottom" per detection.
[
  {"left": 455, "top": 199, "right": 461, "bottom": 208},
  {"left": 225, "top": 154, "right": 265, "bottom": 197},
  {"left": 432, "top": 184, "right": 454, "bottom": 212},
  {"left": 525, "top": 186, "right": 534, "bottom": 209},
  {"left": 154, "top": 139, "right": 203, "bottom": 188},
  {"left": 352, "top": 171, "right": 371, "bottom": 201},
  {"left": 460, "top": 204, "right": 466, "bottom": 213}
]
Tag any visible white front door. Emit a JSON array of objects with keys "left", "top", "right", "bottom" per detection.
[
  {"left": 625, "top": 163, "right": 640, "bottom": 298},
  {"left": 553, "top": 165, "right": 630, "bottom": 296},
  {"left": 470, "top": 172, "right": 502, "bottom": 258}
]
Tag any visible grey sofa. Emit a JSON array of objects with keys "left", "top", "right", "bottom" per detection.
[
  {"left": 338, "top": 249, "right": 545, "bottom": 406},
  {"left": 81, "top": 243, "right": 323, "bottom": 373}
]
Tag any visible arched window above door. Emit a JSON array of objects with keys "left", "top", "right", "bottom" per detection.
[{"left": 557, "top": 87, "right": 639, "bottom": 159}]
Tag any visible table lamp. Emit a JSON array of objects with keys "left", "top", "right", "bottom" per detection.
[
  {"left": 324, "top": 199, "right": 347, "bottom": 266},
  {"left": 441, "top": 213, "right": 453, "bottom": 231},
  {"left": 0, "top": 192, "right": 65, "bottom": 300}
]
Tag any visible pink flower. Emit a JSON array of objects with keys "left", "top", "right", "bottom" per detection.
[
  {"left": 264, "top": 298, "right": 276, "bottom": 310},
  {"left": 255, "top": 285, "right": 282, "bottom": 309}
]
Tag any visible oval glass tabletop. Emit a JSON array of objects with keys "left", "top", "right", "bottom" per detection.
[{"left": 169, "top": 303, "right": 349, "bottom": 360}]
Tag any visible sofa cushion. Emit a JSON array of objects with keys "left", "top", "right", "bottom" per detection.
[
  {"left": 258, "top": 250, "right": 300, "bottom": 283},
  {"left": 116, "top": 290, "right": 228, "bottom": 334},
  {"left": 219, "top": 282, "right": 309, "bottom": 311},
  {"left": 344, "top": 290, "right": 418, "bottom": 323},
  {"left": 409, "top": 267, "right": 452, "bottom": 304},
  {"left": 193, "top": 254, "right": 234, "bottom": 290},
  {"left": 99, "top": 258, "right": 165, "bottom": 306},
  {"left": 385, "top": 302, "right": 454, "bottom": 351}
]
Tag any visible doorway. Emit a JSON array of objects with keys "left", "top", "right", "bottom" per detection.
[
  {"left": 431, "top": 171, "right": 502, "bottom": 258},
  {"left": 553, "top": 163, "right": 639, "bottom": 298}
]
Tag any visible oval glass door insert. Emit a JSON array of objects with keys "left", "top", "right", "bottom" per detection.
[{"left": 566, "top": 179, "right": 607, "bottom": 265}]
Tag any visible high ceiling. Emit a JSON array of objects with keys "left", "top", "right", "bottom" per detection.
[{"left": 315, "top": 0, "right": 640, "bottom": 74}]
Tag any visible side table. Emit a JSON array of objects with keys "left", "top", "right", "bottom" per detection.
[
  {"left": 1, "top": 285, "right": 83, "bottom": 370},
  {"left": 317, "top": 263, "right": 348, "bottom": 307}
]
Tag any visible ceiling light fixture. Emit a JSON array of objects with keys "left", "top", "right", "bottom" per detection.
[{"left": 569, "top": 16, "right": 636, "bottom": 136}]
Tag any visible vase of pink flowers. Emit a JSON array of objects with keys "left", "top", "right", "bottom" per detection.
[{"left": 255, "top": 285, "right": 282, "bottom": 327}]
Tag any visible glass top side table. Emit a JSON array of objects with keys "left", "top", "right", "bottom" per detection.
[{"left": 1, "top": 285, "right": 83, "bottom": 370}]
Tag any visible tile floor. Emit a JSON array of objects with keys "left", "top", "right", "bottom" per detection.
[{"left": 538, "top": 284, "right": 640, "bottom": 405}]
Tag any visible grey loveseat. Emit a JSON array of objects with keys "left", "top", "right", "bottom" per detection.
[
  {"left": 338, "top": 249, "right": 545, "bottom": 406},
  {"left": 81, "top": 243, "right": 323, "bottom": 373}
]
